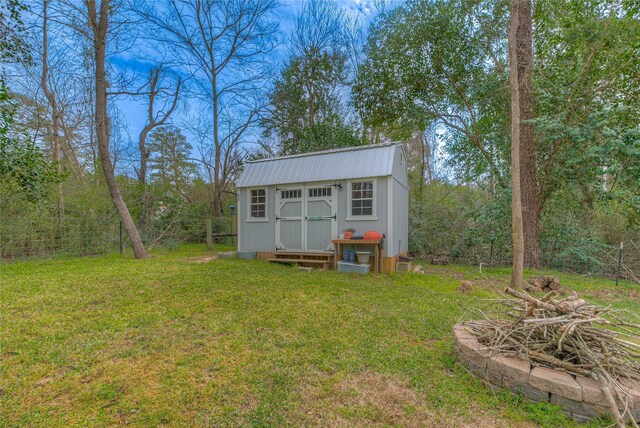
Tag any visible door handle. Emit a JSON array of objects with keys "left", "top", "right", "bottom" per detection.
[{"left": 305, "top": 215, "right": 336, "bottom": 220}]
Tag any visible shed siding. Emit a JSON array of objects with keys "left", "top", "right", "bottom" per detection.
[
  {"left": 238, "top": 187, "right": 276, "bottom": 252},
  {"left": 237, "top": 143, "right": 409, "bottom": 260},
  {"left": 392, "top": 177, "right": 409, "bottom": 256},
  {"left": 337, "top": 178, "right": 388, "bottom": 239},
  {"left": 392, "top": 144, "right": 408, "bottom": 188}
]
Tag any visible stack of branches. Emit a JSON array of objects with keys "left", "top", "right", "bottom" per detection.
[{"left": 465, "top": 287, "right": 640, "bottom": 427}]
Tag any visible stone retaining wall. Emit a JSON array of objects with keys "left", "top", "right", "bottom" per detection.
[{"left": 454, "top": 323, "right": 640, "bottom": 423}]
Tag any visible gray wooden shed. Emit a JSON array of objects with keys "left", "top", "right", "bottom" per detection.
[{"left": 236, "top": 142, "right": 408, "bottom": 271}]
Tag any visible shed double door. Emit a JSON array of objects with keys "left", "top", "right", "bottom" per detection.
[{"left": 275, "top": 185, "right": 337, "bottom": 252}]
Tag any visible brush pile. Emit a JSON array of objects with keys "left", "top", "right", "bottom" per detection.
[{"left": 466, "top": 287, "right": 640, "bottom": 427}]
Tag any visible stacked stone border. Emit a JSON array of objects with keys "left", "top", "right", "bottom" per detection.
[{"left": 454, "top": 323, "right": 640, "bottom": 423}]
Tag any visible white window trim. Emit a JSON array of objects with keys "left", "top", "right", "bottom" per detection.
[
  {"left": 306, "top": 186, "right": 333, "bottom": 200},
  {"left": 247, "top": 187, "right": 269, "bottom": 222},
  {"left": 346, "top": 178, "right": 378, "bottom": 221}
]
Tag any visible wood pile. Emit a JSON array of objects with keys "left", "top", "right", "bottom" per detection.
[
  {"left": 465, "top": 287, "right": 640, "bottom": 427},
  {"left": 431, "top": 255, "right": 449, "bottom": 265},
  {"left": 411, "top": 264, "right": 425, "bottom": 274},
  {"left": 524, "top": 275, "right": 564, "bottom": 294}
]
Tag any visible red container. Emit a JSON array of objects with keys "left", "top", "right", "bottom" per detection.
[{"left": 363, "top": 230, "right": 382, "bottom": 240}]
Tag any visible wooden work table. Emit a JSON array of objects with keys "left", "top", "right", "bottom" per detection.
[{"left": 332, "top": 239, "right": 384, "bottom": 273}]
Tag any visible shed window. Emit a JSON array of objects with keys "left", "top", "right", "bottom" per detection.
[
  {"left": 281, "top": 189, "right": 301, "bottom": 199},
  {"left": 351, "top": 181, "right": 374, "bottom": 216},
  {"left": 250, "top": 189, "right": 266, "bottom": 218},
  {"left": 308, "top": 187, "right": 331, "bottom": 198}
]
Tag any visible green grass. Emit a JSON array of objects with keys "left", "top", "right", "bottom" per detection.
[{"left": 1, "top": 245, "right": 636, "bottom": 427}]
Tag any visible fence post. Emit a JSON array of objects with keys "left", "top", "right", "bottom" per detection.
[
  {"left": 616, "top": 241, "right": 623, "bottom": 287},
  {"left": 119, "top": 220, "right": 123, "bottom": 255},
  {"left": 205, "top": 215, "right": 213, "bottom": 250}
]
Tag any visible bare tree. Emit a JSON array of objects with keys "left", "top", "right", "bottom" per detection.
[
  {"left": 40, "top": 0, "right": 61, "bottom": 182},
  {"left": 291, "top": 0, "right": 347, "bottom": 57},
  {"left": 135, "top": 0, "right": 279, "bottom": 216},
  {"left": 509, "top": 0, "right": 524, "bottom": 288},
  {"left": 8, "top": 0, "right": 90, "bottom": 183},
  {"left": 84, "top": 0, "right": 148, "bottom": 259},
  {"left": 290, "top": 0, "right": 350, "bottom": 128},
  {"left": 135, "top": 67, "right": 181, "bottom": 184},
  {"left": 404, "top": 130, "right": 433, "bottom": 192}
]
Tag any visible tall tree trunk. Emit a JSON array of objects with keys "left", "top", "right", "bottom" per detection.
[
  {"left": 137, "top": 123, "right": 151, "bottom": 240},
  {"left": 509, "top": 0, "right": 524, "bottom": 288},
  {"left": 212, "top": 68, "right": 223, "bottom": 217},
  {"left": 517, "top": 0, "right": 541, "bottom": 268},
  {"left": 90, "top": 0, "right": 148, "bottom": 259},
  {"left": 137, "top": 126, "right": 151, "bottom": 185},
  {"left": 88, "top": 74, "right": 98, "bottom": 179},
  {"left": 419, "top": 132, "right": 426, "bottom": 191},
  {"left": 137, "top": 121, "right": 152, "bottom": 240},
  {"left": 213, "top": 129, "right": 222, "bottom": 217},
  {"left": 308, "top": 83, "right": 315, "bottom": 128},
  {"left": 307, "top": 53, "right": 316, "bottom": 128},
  {"left": 41, "top": 0, "right": 64, "bottom": 224},
  {"left": 489, "top": 143, "right": 496, "bottom": 199}
]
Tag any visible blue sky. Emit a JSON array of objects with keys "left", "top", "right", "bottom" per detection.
[{"left": 110, "top": 0, "right": 388, "bottom": 165}]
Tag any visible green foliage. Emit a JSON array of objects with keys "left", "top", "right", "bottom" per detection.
[
  {"left": 540, "top": 190, "right": 612, "bottom": 273},
  {"left": 462, "top": 188, "right": 512, "bottom": 263},
  {"left": 360, "top": 0, "right": 640, "bottom": 270},
  {"left": 0, "top": 170, "right": 234, "bottom": 260},
  {"left": 0, "top": 0, "right": 31, "bottom": 65},
  {"left": 532, "top": 0, "right": 640, "bottom": 221},
  {"left": 164, "top": 237, "right": 179, "bottom": 251},
  {"left": 147, "top": 125, "right": 197, "bottom": 194},
  {"left": 409, "top": 182, "right": 489, "bottom": 260},
  {"left": 296, "top": 121, "right": 362, "bottom": 153},
  {"left": 0, "top": 82, "right": 65, "bottom": 203},
  {"left": 0, "top": 2, "right": 63, "bottom": 204},
  {"left": 408, "top": 181, "right": 630, "bottom": 274},
  {"left": 353, "top": 0, "right": 511, "bottom": 183},
  {"left": 263, "top": 48, "right": 361, "bottom": 155}
]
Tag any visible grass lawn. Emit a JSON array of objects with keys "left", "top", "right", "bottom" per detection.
[{"left": 1, "top": 244, "right": 638, "bottom": 427}]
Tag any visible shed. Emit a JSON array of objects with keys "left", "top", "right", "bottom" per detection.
[{"left": 236, "top": 142, "right": 408, "bottom": 272}]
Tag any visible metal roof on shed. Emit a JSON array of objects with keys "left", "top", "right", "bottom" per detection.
[{"left": 237, "top": 142, "right": 400, "bottom": 188}]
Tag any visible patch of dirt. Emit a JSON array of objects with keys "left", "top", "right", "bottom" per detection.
[
  {"left": 585, "top": 287, "right": 640, "bottom": 301},
  {"left": 474, "top": 278, "right": 510, "bottom": 290},
  {"left": 419, "top": 266, "right": 511, "bottom": 291},
  {"left": 297, "top": 370, "right": 535, "bottom": 427},
  {"left": 458, "top": 281, "right": 473, "bottom": 293},
  {"left": 35, "top": 376, "right": 54, "bottom": 387},
  {"left": 419, "top": 265, "right": 517, "bottom": 292},
  {"left": 185, "top": 255, "right": 217, "bottom": 263},
  {"left": 420, "top": 267, "right": 466, "bottom": 280},
  {"left": 399, "top": 331, "right": 439, "bottom": 348},
  {"left": 34, "top": 366, "right": 74, "bottom": 388}
]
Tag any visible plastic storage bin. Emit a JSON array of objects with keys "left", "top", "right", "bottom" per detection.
[
  {"left": 236, "top": 251, "right": 257, "bottom": 260},
  {"left": 337, "top": 261, "right": 370, "bottom": 274}
]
